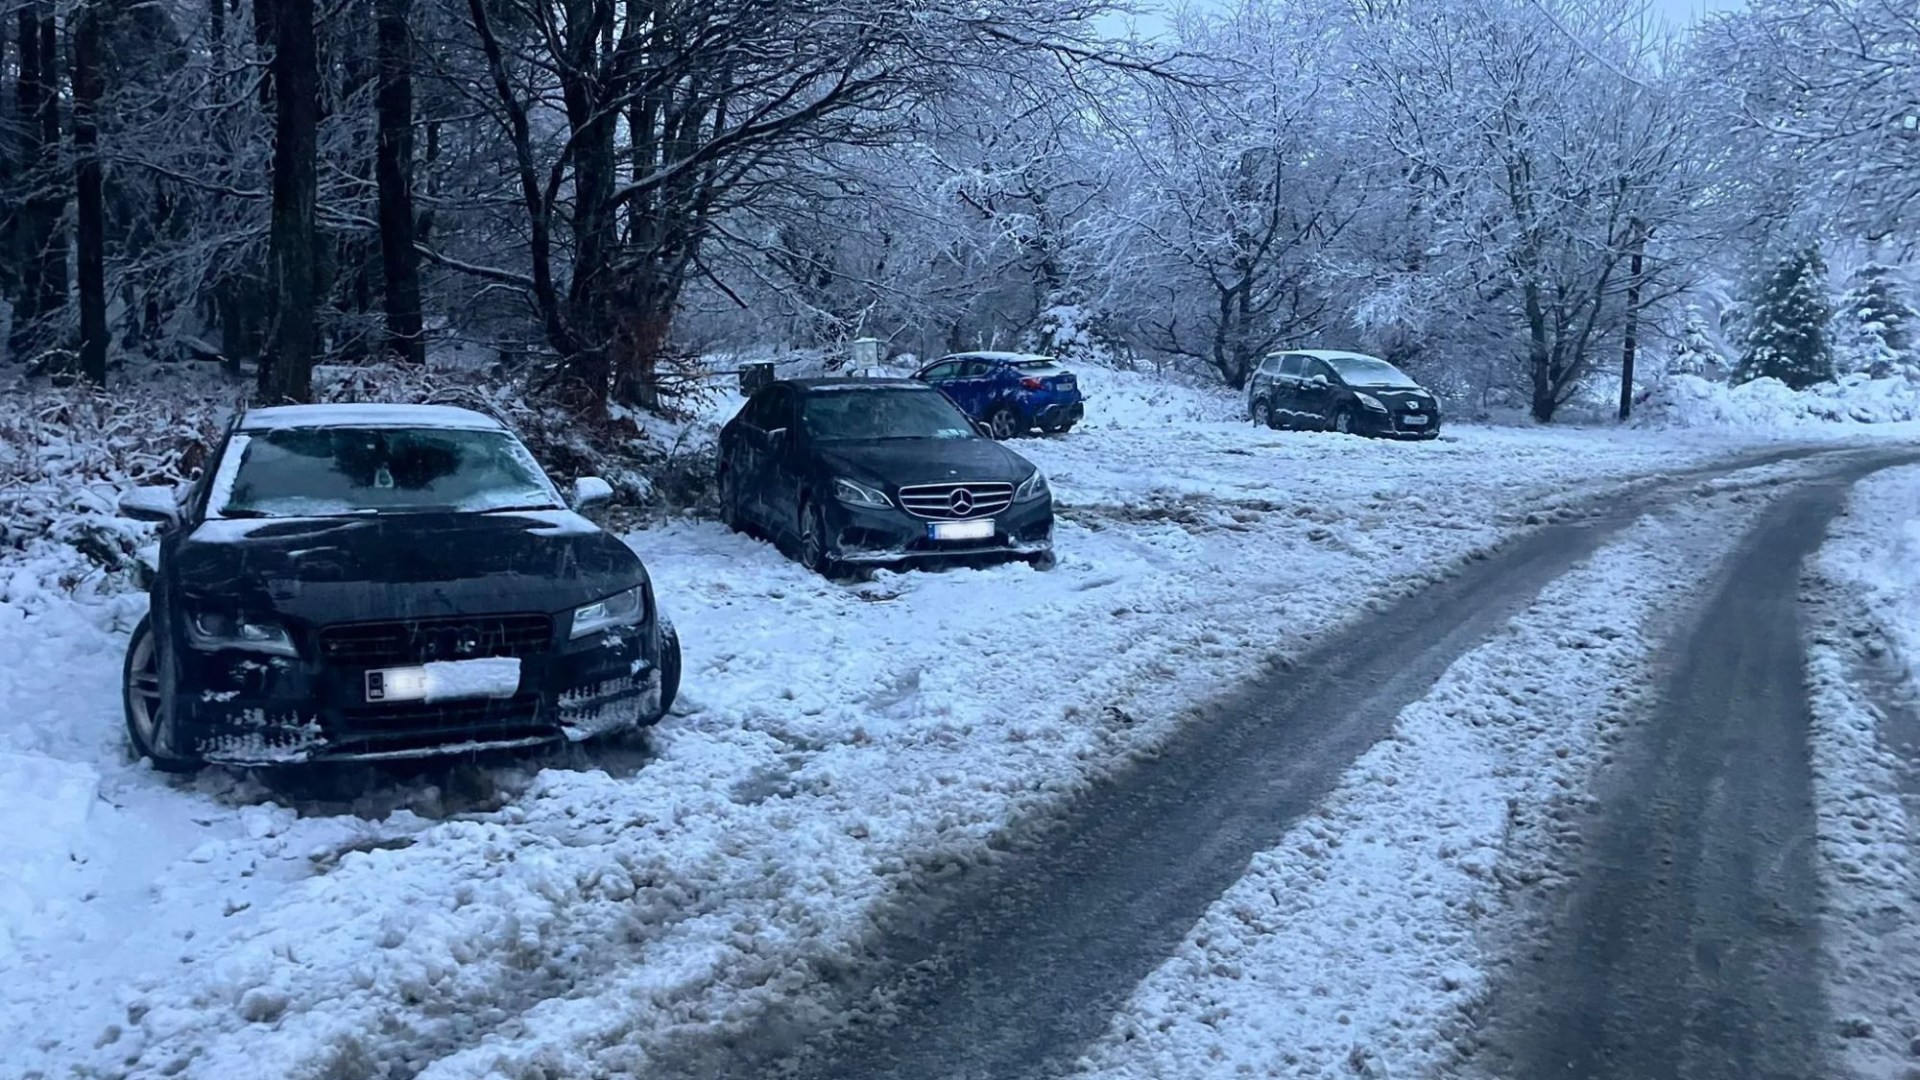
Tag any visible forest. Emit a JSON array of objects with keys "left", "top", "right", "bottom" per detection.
[{"left": 0, "top": 0, "right": 1915, "bottom": 425}]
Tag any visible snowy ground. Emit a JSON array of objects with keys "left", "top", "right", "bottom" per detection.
[
  {"left": 0, "top": 396, "right": 1882, "bottom": 1077},
  {"left": 1061, "top": 478, "right": 1788, "bottom": 1079},
  {"left": 1805, "top": 465, "right": 1920, "bottom": 1079}
]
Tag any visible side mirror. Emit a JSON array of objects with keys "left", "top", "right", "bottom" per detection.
[
  {"left": 119, "top": 485, "right": 181, "bottom": 526},
  {"left": 1309, "top": 374, "right": 1329, "bottom": 388},
  {"left": 573, "top": 476, "right": 614, "bottom": 510},
  {"left": 973, "top": 419, "right": 994, "bottom": 437},
  {"left": 766, "top": 426, "right": 791, "bottom": 449}
]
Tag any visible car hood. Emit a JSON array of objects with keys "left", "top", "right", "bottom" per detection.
[
  {"left": 172, "top": 510, "right": 646, "bottom": 624},
  {"left": 814, "top": 438, "right": 1034, "bottom": 489},
  {"left": 1354, "top": 387, "right": 1438, "bottom": 409}
]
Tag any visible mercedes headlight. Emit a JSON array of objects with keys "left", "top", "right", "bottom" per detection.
[
  {"left": 1014, "top": 470, "right": 1050, "bottom": 503},
  {"left": 833, "top": 477, "right": 892, "bottom": 509},
  {"left": 571, "top": 586, "right": 647, "bottom": 639},
  {"left": 1356, "top": 393, "right": 1388, "bottom": 412},
  {"left": 186, "top": 611, "right": 299, "bottom": 657}
]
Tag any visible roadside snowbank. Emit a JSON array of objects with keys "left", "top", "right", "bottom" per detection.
[
  {"left": 1806, "top": 464, "right": 1920, "bottom": 1079},
  {"left": 1639, "top": 373, "right": 1920, "bottom": 431},
  {"left": 0, "top": 423, "right": 1814, "bottom": 1077},
  {"left": 1064, "top": 488, "right": 1780, "bottom": 1080}
]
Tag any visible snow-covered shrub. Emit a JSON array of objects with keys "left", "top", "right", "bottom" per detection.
[
  {"left": 1668, "top": 303, "right": 1731, "bottom": 380},
  {"left": 1736, "top": 247, "right": 1836, "bottom": 390},
  {"left": 1638, "top": 372, "right": 1920, "bottom": 430}
]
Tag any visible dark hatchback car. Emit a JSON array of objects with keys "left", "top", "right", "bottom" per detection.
[
  {"left": 913, "top": 352, "right": 1085, "bottom": 438},
  {"left": 716, "top": 379, "right": 1056, "bottom": 576},
  {"left": 1246, "top": 350, "right": 1441, "bottom": 439},
  {"left": 116, "top": 403, "right": 681, "bottom": 771}
]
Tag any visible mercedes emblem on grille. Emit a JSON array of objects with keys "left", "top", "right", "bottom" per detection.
[{"left": 949, "top": 488, "right": 975, "bottom": 515}]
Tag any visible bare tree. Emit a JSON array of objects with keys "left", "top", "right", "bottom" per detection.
[
  {"left": 74, "top": 0, "right": 107, "bottom": 384},
  {"left": 260, "top": 0, "right": 319, "bottom": 401},
  {"left": 374, "top": 0, "right": 423, "bottom": 363}
]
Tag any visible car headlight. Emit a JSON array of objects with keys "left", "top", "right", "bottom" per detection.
[
  {"left": 1356, "top": 393, "right": 1388, "bottom": 412},
  {"left": 571, "top": 586, "right": 647, "bottom": 639},
  {"left": 1014, "top": 469, "right": 1050, "bottom": 503},
  {"left": 833, "top": 477, "right": 892, "bottom": 509},
  {"left": 186, "top": 612, "right": 299, "bottom": 657}
]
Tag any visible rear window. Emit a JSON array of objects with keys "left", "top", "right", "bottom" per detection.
[{"left": 1015, "top": 361, "right": 1066, "bottom": 376}]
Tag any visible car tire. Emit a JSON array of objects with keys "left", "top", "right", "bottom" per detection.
[
  {"left": 1331, "top": 406, "right": 1354, "bottom": 435},
  {"left": 1250, "top": 398, "right": 1273, "bottom": 429},
  {"left": 123, "top": 614, "right": 200, "bottom": 774},
  {"left": 987, "top": 405, "right": 1021, "bottom": 440},
  {"left": 654, "top": 619, "right": 682, "bottom": 721},
  {"left": 798, "top": 500, "right": 837, "bottom": 578},
  {"left": 717, "top": 469, "right": 742, "bottom": 533},
  {"left": 1028, "top": 550, "right": 1059, "bottom": 571}
]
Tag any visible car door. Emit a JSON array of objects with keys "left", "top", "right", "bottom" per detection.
[
  {"left": 757, "top": 386, "right": 807, "bottom": 539},
  {"left": 1295, "top": 358, "right": 1338, "bottom": 427},
  {"left": 724, "top": 388, "right": 777, "bottom": 527},
  {"left": 916, "top": 360, "right": 960, "bottom": 391},
  {"left": 1269, "top": 354, "right": 1307, "bottom": 426},
  {"left": 945, "top": 359, "right": 995, "bottom": 419}
]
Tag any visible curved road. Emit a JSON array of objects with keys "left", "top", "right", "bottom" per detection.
[{"left": 641, "top": 447, "right": 1917, "bottom": 1080}]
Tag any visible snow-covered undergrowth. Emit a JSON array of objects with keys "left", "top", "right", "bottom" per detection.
[
  {"left": 1063, "top": 487, "right": 1783, "bottom": 1080},
  {"left": 1640, "top": 372, "right": 1920, "bottom": 431},
  {"left": 1805, "top": 464, "right": 1920, "bottom": 1079},
  {"left": 1, "top": 417, "right": 1798, "bottom": 1079}
]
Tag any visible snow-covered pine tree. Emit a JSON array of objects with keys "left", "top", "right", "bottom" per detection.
[
  {"left": 1833, "top": 263, "right": 1916, "bottom": 379},
  {"left": 1668, "top": 303, "right": 1728, "bottom": 379},
  {"left": 1736, "top": 247, "right": 1836, "bottom": 390}
]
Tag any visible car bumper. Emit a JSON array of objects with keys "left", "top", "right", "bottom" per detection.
[
  {"left": 827, "top": 497, "right": 1054, "bottom": 566},
  {"left": 165, "top": 621, "right": 667, "bottom": 766},
  {"left": 1032, "top": 400, "right": 1085, "bottom": 429},
  {"left": 1355, "top": 409, "right": 1441, "bottom": 438}
]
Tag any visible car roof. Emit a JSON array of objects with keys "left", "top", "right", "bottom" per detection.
[
  {"left": 238, "top": 403, "right": 507, "bottom": 432},
  {"left": 781, "top": 377, "right": 937, "bottom": 393},
  {"left": 937, "top": 351, "right": 1055, "bottom": 364},
  {"left": 1271, "top": 349, "right": 1389, "bottom": 363}
]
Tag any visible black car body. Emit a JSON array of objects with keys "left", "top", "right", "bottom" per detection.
[
  {"left": 118, "top": 403, "right": 680, "bottom": 770},
  {"left": 1246, "top": 350, "right": 1441, "bottom": 439},
  {"left": 716, "top": 379, "right": 1055, "bottom": 575}
]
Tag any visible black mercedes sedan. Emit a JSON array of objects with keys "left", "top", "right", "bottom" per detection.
[
  {"left": 716, "top": 379, "right": 1056, "bottom": 576},
  {"left": 116, "top": 403, "right": 681, "bottom": 771}
]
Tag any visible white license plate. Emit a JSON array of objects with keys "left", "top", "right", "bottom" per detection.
[
  {"left": 1401, "top": 414, "right": 1430, "bottom": 426},
  {"left": 366, "top": 657, "right": 522, "bottom": 703},
  {"left": 930, "top": 518, "right": 995, "bottom": 541}
]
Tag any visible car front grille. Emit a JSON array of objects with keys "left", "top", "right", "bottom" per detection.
[
  {"left": 318, "top": 613, "right": 554, "bottom": 667},
  {"left": 330, "top": 694, "right": 550, "bottom": 754},
  {"left": 897, "top": 481, "right": 1015, "bottom": 520}
]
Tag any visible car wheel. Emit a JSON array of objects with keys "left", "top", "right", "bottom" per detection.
[
  {"left": 799, "top": 500, "right": 835, "bottom": 577},
  {"left": 654, "top": 619, "right": 682, "bottom": 721},
  {"left": 1028, "top": 550, "right": 1059, "bottom": 571},
  {"left": 123, "top": 615, "right": 199, "bottom": 774},
  {"left": 717, "top": 469, "right": 742, "bottom": 533},
  {"left": 1250, "top": 398, "right": 1272, "bottom": 429},
  {"left": 1331, "top": 407, "right": 1354, "bottom": 435},
  {"left": 987, "top": 405, "right": 1021, "bottom": 440}
]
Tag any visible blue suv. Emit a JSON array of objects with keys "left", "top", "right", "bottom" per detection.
[{"left": 912, "top": 352, "right": 1087, "bottom": 439}]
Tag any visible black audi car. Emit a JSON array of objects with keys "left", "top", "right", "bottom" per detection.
[
  {"left": 716, "top": 379, "right": 1056, "bottom": 576},
  {"left": 116, "top": 403, "right": 681, "bottom": 771},
  {"left": 1245, "top": 350, "right": 1441, "bottom": 439}
]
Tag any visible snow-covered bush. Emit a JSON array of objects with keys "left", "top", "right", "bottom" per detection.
[
  {"left": 1668, "top": 303, "right": 1731, "bottom": 380},
  {"left": 1832, "top": 263, "right": 1917, "bottom": 380},
  {"left": 1638, "top": 372, "right": 1920, "bottom": 430}
]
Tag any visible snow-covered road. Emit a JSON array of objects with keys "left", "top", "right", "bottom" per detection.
[{"left": 0, "top": 411, "right": 1883, "bottom": 1079}]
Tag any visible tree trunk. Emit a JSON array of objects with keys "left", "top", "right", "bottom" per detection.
[
  {"left": 10, "top": 5, "right": 45, "bottom": 359},
  {"left": 34, "top": 9, "right": 66, "bottom": 324},
  {"left": 73, "top": 0, "right": 107, "bottom": 385},
  {"left": 259, "top": 0, "right": 319, "bottom": 402},
  {"left": 373, "top": 0, "right": 423, "bottom": 363},
  {"left": 1525, "top": 277, "right": 1556, "bottom": 423},
  {"left": 1617, "top": 225, "right": 1645, "bottom": 422}
]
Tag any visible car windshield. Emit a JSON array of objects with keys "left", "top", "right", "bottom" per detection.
[
  {"left": 801, "top": 389, "right": 977, "bottom": 441},
  {"left": 209, "top": 426, "right": 562, "bottom": 518},
  {"left": 1326, "top": 356, "right": 1419, "bottom": 388}
]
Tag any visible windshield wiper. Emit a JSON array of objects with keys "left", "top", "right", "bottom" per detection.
[
  {"left": 216, "top": 508, "right": 269, "bottom": 519},
  {"left": 483, "top": 503, "right": 563, "bottom": 513}
]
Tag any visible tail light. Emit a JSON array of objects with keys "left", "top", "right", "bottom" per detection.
[{"left": 1020, "top": 377, "right": 1044, "bottom": 390}]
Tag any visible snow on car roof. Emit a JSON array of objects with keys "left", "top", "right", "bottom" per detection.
[
  {"left": 239, "top": 403, "right": 506, "bottom": 432},
  {"left": 1274, "top": 349, "right": 1389, "bottom": 363},
  {"left": 941, "top": 351, "right": 1055, "bottom": 364}
]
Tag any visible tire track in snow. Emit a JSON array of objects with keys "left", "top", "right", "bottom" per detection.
[{"left": 1466, "top": 454, "right": 1920, "bottom": 1080}]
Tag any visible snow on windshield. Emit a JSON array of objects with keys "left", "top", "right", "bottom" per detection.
[
  {"left": 1328, "top": 357, "right": 1419, "bottom": 388},
  {"left": 206, "top": 427, "right": 562, "bottom": 518}
]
